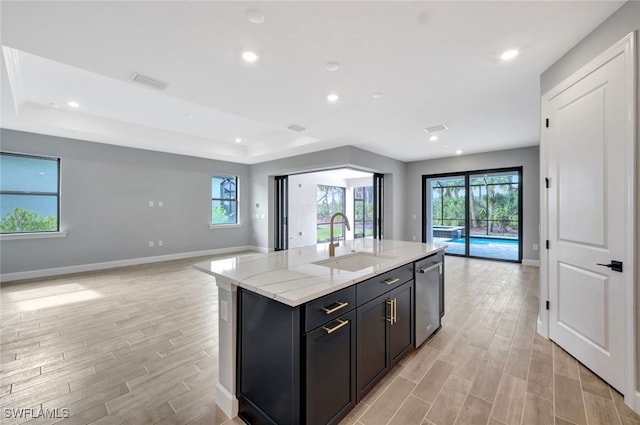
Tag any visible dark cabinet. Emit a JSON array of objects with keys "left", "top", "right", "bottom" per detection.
[
  {"left": 238, "top": 286, "right": 356, "bottom": 425},
  {"left": 306, "top": 310, "right": 356, "bottom": 425},
  {"left": 356, "top": 280, "right": 414, "bottom": 401},
  {"left": 356, "top": 293, "right": 389, "bottom": 400},
  {"left": 237, "top": 260, "right": 424, "bottom": 424},
  {"left": 389, "top": 282, "right": 414, "bottom": 365}
]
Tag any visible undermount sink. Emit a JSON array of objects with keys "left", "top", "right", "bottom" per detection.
[{"left": 313, "top": 252, "right": 395, "bottom": 272}]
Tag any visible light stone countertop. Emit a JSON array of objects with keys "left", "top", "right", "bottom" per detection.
[{"left": 193, "top": 239, "right": 446, "bottom": 307}]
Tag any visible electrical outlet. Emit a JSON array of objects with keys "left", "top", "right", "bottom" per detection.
[
  {"left": 412, "top": 235, "right": 417, "bottom": 241},
  {"left": 148, "top": 241, "right": 154, "bottom": 247},
  {"left": 533, "top": 244, "right": 539, "bottom": 251},
  {"left": 158, "top": 201, "right": 163, "bottom": 207},
  {"left": 148, "top": 201, "right": 154, "bottom": 207},
  {"left": 158, "top": 240, "right": 163, "bottom": 247},
  {"left": 412, "top": 214, "right": 416, "bottom": 219}
]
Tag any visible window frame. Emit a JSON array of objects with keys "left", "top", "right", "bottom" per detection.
[
  {"left": 210, "top": 174, "right": 240, "bottom": 227},
  {"left": 0, "top": 151, "right": 61, "bottom": 235}
]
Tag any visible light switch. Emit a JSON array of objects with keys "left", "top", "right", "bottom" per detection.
[{"left": 158, "top": 201, "right": 163, "bottom": 207}]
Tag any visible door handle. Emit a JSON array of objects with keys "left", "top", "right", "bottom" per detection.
[
  {"left": 596, "top": 260, "right": 623, "bottom": 272},
  {"left": 418, "top": 262, "right": 443, "bottom": 274}
]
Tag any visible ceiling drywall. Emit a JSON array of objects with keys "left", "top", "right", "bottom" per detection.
[{"left": 0, "top": 1, "right": 624, "bottom": 164}]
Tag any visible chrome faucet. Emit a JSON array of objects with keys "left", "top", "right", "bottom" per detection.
[{"left": 329, "top": 212, "right": 351, "bottom": 257}]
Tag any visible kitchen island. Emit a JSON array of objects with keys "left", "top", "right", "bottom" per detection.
[{"left": 194, "top": 239, "right": 445, "bottom": 424}]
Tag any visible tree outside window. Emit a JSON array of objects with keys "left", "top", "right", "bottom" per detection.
[
  {"left": 212, "top": 175, "right": 238, "bottom": 225},
  {"left": 0, "top": 152, "right": 60, "bottom": 234},
  {"left": 316, "top": 185, "right": 345, "bottom": 242}
]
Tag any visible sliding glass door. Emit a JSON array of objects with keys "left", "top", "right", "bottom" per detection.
[
  {"left": 423, "top": 168, "right": 522, "bottom": 262},
  {"left": 426, "top": 175, "right": 468, "bottom": 256}
]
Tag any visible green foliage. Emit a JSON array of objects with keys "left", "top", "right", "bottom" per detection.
[
  {"left": 317, "top": 225, "right": 344, "bottom": 242},
  {"left": 432, "top": 176, "right": 519, "bottom": 235},
  {"left": 0, "top": 207, "right": 57, "bottom": 232},
  {"left": 212, "top": 203, "right": 237, "bottom": 225}
]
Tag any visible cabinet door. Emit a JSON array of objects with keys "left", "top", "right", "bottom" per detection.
[
  {"left": 306, "top": 310, "right": 356, "bottom": 425},
  {"left": 356, "top": 294, "right": 389, "bottom": 401},
  {"left": 389, "top": 281, "right": 414, "bottom": 365}
]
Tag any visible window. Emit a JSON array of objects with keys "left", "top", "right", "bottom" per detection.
[
  {"left": 353, "top": 186, "right": 374, "bottom": 238},
  {"left": 316, "top": 185, "right": 345, "bottom": 243},
  {"left": 212, "top": 175, "right": 238, "bottom": 225},
  {"left": 0, "top": 152, "right": 60, "bottom": 234}
]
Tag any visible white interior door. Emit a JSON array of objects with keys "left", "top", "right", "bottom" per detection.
[{"left": 545, "top": 42, "right": 631, "bottom": 392}]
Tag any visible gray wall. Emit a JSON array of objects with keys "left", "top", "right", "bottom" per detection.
[
  {"left": 0, "top": 129, "right": 252, "bottom": 275},
  {"left": 249, "top": 146, "right": 407, "bottom": 249},
  {"left": 540, "top": 0, "right": 640, "bottom": 393},
  {"left": 406, "top": 146, "right": 540, "bottom": 262}
]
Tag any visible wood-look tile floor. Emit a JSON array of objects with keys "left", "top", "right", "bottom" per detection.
[{"left": 1, "top": 255, "right": 639, "bottom": 425}]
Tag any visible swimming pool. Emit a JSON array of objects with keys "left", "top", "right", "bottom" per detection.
[
  {"left": 445, "top": 236, "right": 519, "bottom": 260},
  {"left": 450, "top": 236, "right": 519, "bottom": 246}
]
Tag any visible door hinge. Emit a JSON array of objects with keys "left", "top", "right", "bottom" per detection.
[
  {"left": 545, "top": 177, "right": 549, "bottom": 189},
  {"left": 545, "top": 240, "right": 550, "bottom": 249},
  {"left": 546, "top": 300, "right": 550, "bottom": 310},
  {"left": 545, "top": 118, "right": 549, "bottom": 128}
]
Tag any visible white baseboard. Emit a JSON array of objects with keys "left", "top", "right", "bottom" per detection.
[
  {"left": 0, "top": 245, "right": 262, "bottom": 283},
  {"left": 522, "top": 259, "right": 540, "bottom": 267},
  {"left": 634, "top": 390, "right": 640, "bottom": 415},
  {"left": 216, "top": 382, "right": 239, "bottom": 418}
]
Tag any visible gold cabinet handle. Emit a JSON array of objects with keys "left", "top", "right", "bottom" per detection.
[
  {"left": 322, "top": 301, "right": 349, "bottom": 315},
  {"left": 393, "top": 298, "right": 397, "bottom": 324},
  {"left": 382, "top": 277, "right": 400, "bottom": 286},
  {"left": 323, "top": 319, "right": 349, "bottom": 335},
  {"left": 386, "top": 299, "right": 394, "bottom": 323}
]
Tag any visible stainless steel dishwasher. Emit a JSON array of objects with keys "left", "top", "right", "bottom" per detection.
[{"left": 414, "top": 252, "right": 444, "bottom": 347}]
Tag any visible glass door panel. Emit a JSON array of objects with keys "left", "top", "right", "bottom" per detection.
[
  {"left": 468, "top": 171, "right": 520, "bottom": 261},
  {"left": 427, "top": 175, "right": 467, "bottom": 256}
]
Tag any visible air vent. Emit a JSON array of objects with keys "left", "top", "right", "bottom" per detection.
[
  {"left": 287, "top": 124, "right": 306, "bottom": 132},
  {"left": 131, "top": 73, "right": 168, "bottom": 90},
  {"left": 423, "top": 124, "right": 448, "bottom": 134}
]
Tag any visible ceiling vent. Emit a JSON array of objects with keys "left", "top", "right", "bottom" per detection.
[
  {"left": 423, "top": 124, "right": 448, "bottom": 134},
  {"left": 131, "top": 73, "right": 168, "bottom": 90},
  {"left": 287, "top": 124, "right": 306, "bottom": 132}
]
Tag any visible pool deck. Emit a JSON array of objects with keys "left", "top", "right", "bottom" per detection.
[{"left": 434, "top": 237, "right": 519, "bottom": 261}]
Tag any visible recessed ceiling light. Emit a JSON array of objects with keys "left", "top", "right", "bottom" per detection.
[
  {"left": 456, "top": 149, "right": 463, "bottom": 155},
  {"left": 325, "top": 62, "right": 340, "bottom": 71},
  {"left": 430, "top": 135, "right": 439, "bottom": 142},
  {"left": 246, "top": 9, "right": 265, "bottom": 24},
  {"left": 68, "top": 101, "right": 79, "bottom": 108},
  {"left": 242, "top": 50, "right": 259, "bottom": 63},
  {"left": 327, "top": 93, "right": 339, "bottom": 103},
  {"left": 500, "top": 49, "right": 519, "bottom": 61},
  {"left": 235, "top": 138, "right": 242, "bottom": 143},
  {"left": 372, "top": 92, "right": 384, "bottom": 99}
]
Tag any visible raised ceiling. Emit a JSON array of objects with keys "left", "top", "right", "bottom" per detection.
[{"left": 0, "top": 1, "right": 624, "bottom": 164}]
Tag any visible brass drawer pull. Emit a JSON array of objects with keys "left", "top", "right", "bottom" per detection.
[
  {"left": 323, "top": 319, "right": 349, "bottom": 335},
  {"left": 382, "top": 277, "right": 400, "bottom": 286},
  {"left": 386, "top": 299, "right": 397, "bottom": 324},
  {"left": 322, "top": 301, "right": 349, "bottom": 315}
]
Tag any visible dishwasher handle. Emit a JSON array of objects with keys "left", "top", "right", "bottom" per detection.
[{"left": 418, "top": 262, "right": 442, "bottom": 274}]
